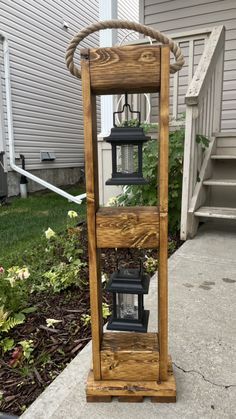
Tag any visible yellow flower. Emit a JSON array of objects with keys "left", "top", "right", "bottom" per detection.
[
  {"left": 45, "top": 227, "right": 56, "bottom": 239},
  {"left": 8, "top": 276, "right": 16, "bottom": 287},
  {"left": 107, "top": 197, "right": 118, "bottom": 207},
  {"left": 68, "top": 210, "right": 78, "bottom": 219},
  {"left": 46, "top": 318, "right": 62, "bottom": 328},
  {"left": 17, "top": 267, "right": 30, "bottom": 280}
]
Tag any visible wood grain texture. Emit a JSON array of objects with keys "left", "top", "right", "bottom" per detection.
[
  {"left": 89, "top": 45, "right": 161, "bottom": 95},
  {"left": 158, "top": 46, "right": 170, "bottom": 381},
  {"left": 86, "top": 358, "right": 176, "bottom": 400},
  {"left": 158, "top": 46, "right": 170, "bottom": 214},
  {"left": 151, "top": 395, "right": 176, "bottom": 403},
  {"left": 102, "top": 332, "right": 159, "bottom": 352},
  {"left": 101, "top": 332, "right": 159, "bottom": 381},
  {"left": 81, "top": 54, "right": 102, "bottom": 380},
  {"left": 96, "top": 207, "right": 159, "bottom": 248},
  {"left": 158, "top": 213, "right": 169, "bottom": 381},
  {"left": 81, "top": 44, "right": 173, "bottom": 393}
]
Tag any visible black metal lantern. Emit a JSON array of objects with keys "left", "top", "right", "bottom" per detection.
[
  {"left": 106, "top": 267, "right": 150, "bottom": 333},
  {"left": 105, "top": 94, "right": 151, "bottom": 185}
]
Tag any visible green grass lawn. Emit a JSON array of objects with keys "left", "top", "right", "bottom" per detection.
[{"left": 0, "top": 185, "right": 86, "bottom": 268}]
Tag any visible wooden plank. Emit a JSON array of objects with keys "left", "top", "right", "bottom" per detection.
[
  {"left": 188, "top": 40, "right": 194, "bottom": 84},
  {"left": 151, "top": 395, "right": 176, "bottom": 403},
  {"left": 186, "top": 26, "right": 225, "bottom": 105},
  {"left": 172, "top": 70, "right": 179, "bottom": 119},
  {"left": 101, "top": 333, "right": 159, "bottom": 381},
  {"left": 188, "top": 136, "right": 216, "bottom": 214},
  {"left": 158, "top": 46, "right": 170, "bottom": 382},
  {"left": 215, "top": 132, "right": 236, "bottom": 138},
  {"left": 158, "top": 212, "right": 169, "bottom": 381},
  {"left": 217, "top": 138, "right": 236, "bottom": 147},
  {"left": 101, "top": 351, "right": 159, "bottom": 381},
  {"left": 203, "top": 179, "right": 236, "bottom": 186},
  {"left": 81, "top": 52, "right": 102, "bottom": 380},
  {"left": 215, "top": 148, "right": 236, "bottom": 156},
  {"left": 87, "top": 394, "right": 176, "bottom": 403},
  {"left": 96, "top": 207, "right": 159, "bottom": 248},
  {"left": 86, "top": 361, "right": 176, "bottom": 399},
  {"left": 194, "top": 206, "right": 236, "bottom": 219},
  {"left": 89, "top": 45, "right": 161, "bottom": 95},
  {"left": 158, "top": 47, "right": 170, "bottom": 214},
  {"left": 212, "top": 46, "right": 224, "bottom": 134},
  {"left": 102, "top": 332, "right": 158, "bottom": 352},
  {"left": 180, "top": 105, "right": 197, "bottom": 240},
  {"left": 211, "top": 155, "right": 236, "bottom": 159}
]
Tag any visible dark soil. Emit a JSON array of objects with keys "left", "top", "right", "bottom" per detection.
[{"left": 0, "top": 223, "right": 182, "bottom": 416}]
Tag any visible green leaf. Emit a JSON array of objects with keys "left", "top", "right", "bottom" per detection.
[
  {"left": 1, "top": 337, "right": 15, "bottom": 353},
  {"left": 21, "top": 306, "right": 37, "bottom": 314},
  {"left": 14, "top": 312, "right": 25, "bottom": 322}
]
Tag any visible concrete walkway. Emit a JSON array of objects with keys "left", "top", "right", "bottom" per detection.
[{"left": 21, "top": 222, "right": 236, "bottom": 419}]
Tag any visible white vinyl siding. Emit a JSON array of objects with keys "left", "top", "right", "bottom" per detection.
[
  {"left": 0, "top": 41, "right": 6, "bottom": 156},
  {"left": 143, "top": 0, "right": 236, "bottom": 131},
  {"left": 150, "top": 37, "right": 206, "bottom": 122},
  {"left": 117, "top": 0, "right": 139, "bottom": 44},
  {"left": 0, "top": 0, "right": 100, "bottom": 171}
]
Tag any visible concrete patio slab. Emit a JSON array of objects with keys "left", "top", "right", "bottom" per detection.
[{"left": 21, "top": 221, "right": 236, "bottom": 419}]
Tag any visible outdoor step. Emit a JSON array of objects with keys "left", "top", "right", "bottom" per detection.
[
  {"left": 194, "top": 206, "right": 236, "bottom": 219},
  {"left": 211, "top": 155, "right": 236, "bottom": 159},
  {"left": 215, "top": 132, "right": 236, "bottom": 154},
  {"left": 214, "top": 132, "right": 236, "bottom": 138},
  {"left": 203, "top": 179, "right": 236, "bottom": 186}
]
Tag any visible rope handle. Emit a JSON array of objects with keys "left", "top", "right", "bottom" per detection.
[{"left": 65, "top": 20, "right": 184, "bottom": 79}]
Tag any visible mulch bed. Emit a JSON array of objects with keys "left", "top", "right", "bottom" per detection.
[{"left": 0, "top": 222, "right": 181, "bottom": 416}]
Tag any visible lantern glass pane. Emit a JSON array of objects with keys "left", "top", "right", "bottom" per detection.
[
  {"left": 116, "top": 145, "right": 138, "bottom": 174},
  {"left": 116, "top": 293, "right": 139, "bottom": 320}
]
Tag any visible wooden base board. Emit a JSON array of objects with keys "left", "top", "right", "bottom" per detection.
[
  {"left": 87, "top": 395, "right": 176, "bottom": 403},
  {"left": 86, "top": 361, "right": 176, "bottom": 403}
]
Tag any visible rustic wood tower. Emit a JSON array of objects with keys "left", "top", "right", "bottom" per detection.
[{"left": 80, "top": 42, "right": 176, "bottom": 402}]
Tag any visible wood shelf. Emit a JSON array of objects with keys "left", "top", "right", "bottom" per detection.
[
  {"left": 80, "top": 44, "right": 173, "bottom": 401},
  {"left": 96, "top": 206, "right": 159, "bottom": 248},
  {"left": 101, "top": 332, "right": 159, "bottom": 381},
  {"left": 89, "top": 45, "right": 161, "bottom": 95}
]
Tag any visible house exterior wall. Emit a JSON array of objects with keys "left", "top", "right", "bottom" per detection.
[
  {"left": 117, "top": 0, "right": 139, "bottom": 44},
  {"left": 141, "top": 0, "right": 236, "bottom": 131},
  {"left": 0, "top": 0, "right": 101, "bottom": 195}
]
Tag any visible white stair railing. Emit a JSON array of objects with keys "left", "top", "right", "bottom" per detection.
[{"left": 181, "top": 26, "right": 225, "bottom": 239}]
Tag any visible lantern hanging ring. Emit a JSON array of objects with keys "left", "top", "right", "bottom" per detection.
[
  {"left": 113, "top": 93, "right": 141, "bottom": 127},
  {"left": 115, "top": 94, "right": 151, "bottom": 126}
]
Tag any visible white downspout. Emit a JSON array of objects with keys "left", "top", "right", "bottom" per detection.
[
  {"left": 99, "top": 0, "right": 117, "bottom": 135},
  {"left": 2, "top": 32, "right": 86, "bottom": 205}
]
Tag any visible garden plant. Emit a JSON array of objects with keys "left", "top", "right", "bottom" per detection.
[{"left": 0, "top": 126, "right": 188, "bottom": 413}]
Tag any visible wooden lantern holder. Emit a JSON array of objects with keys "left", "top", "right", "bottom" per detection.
[{"left": 81, "top": 43, "right": 176, "bottom": 403}]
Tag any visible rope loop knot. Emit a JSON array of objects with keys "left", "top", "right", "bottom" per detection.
[{"left": 66, "top": 20, "right": 184, "bottom": 79}]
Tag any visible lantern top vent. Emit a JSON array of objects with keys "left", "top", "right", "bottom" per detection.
[
  {"left": 106, "top": 268, "right": 150, "bottom": 294},
  {"left": 105, "top": 127, "right": 150, "bottom": 144}
]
